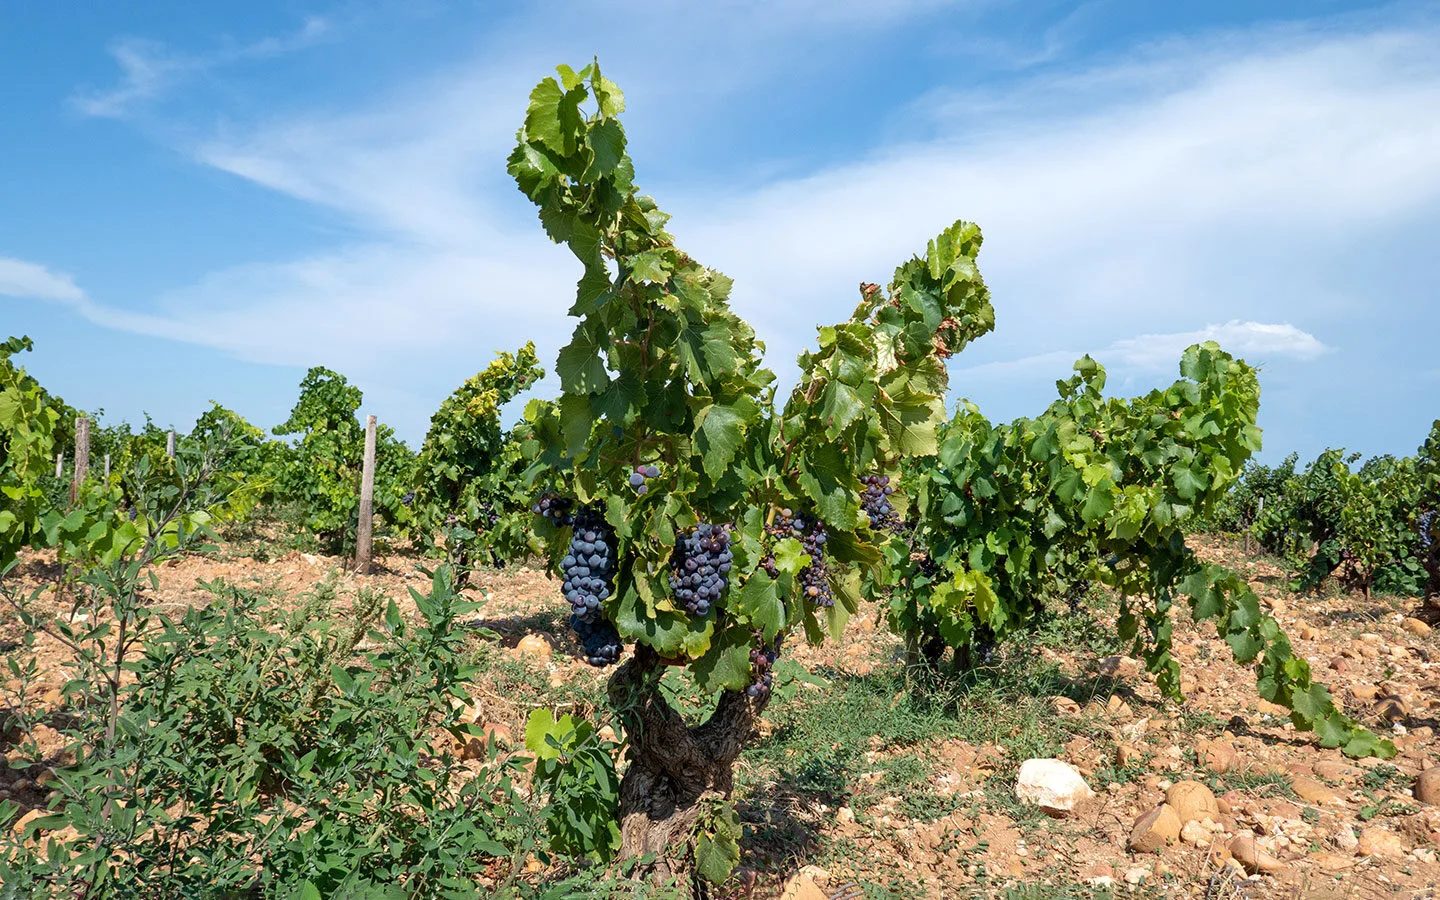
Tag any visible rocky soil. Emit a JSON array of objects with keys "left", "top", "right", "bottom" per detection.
[{"left": 2, "top": 535, "right": 1438, "bottom": 898}]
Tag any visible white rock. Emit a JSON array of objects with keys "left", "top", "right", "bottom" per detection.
[{"left": 1016, "top": 758, "right": 1094, "bottom": 816}]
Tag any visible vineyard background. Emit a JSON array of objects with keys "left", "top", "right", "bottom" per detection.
[{"left": 1, "top": 53, "right": 1439, "bottom": 900}]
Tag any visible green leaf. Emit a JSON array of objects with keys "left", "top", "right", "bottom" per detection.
[
  {"left": 691, "top": 627, "right": 752, "bottom": 693},
  {"left": 556, "top": 331, "right": 609, "bottom": 394},
  {"left": 693, "top": 403, "right": 746, "bottom": 481},
  {"left": 734, "top": 572, "right": 784, "bottom": 638},
  {"left": 694, "top": 823, "right": 740, "bottom": 884}
]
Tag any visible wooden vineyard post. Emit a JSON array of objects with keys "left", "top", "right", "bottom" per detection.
[
  {"left": 355, "top": 414, "right": 378, "bottom": 575},
  {"left": 55, "top": 452, "right": 63, "bottom": 479},
  {"left": 72, "top": 416, "right": 90, "bottom": 504},
  {"left": 166, "top": 430, "right": 176, "bottom": 460},
  {"left": 104, "top": 454, "right": 111, "bottom": 479}
]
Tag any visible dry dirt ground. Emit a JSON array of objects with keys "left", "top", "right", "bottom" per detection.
[{"left": 2, "top": 535, "right": 1438, "bottom": 899}]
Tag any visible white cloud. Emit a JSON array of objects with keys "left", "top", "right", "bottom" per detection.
[
  {"left": 25, "top": 8, "right": 1440, "bottom": 446},
  {"left": 0, "top": 258, "right": 86, "bottom": 302},
  {"left": 956, "top": 320, "right": 1328, "bottom": 381},
  {"left": 73, "top": 17, "right": 331, "bottom": 119},
  {"left": 1110, "top": 321, "right": 1329, "bottom": 369}
]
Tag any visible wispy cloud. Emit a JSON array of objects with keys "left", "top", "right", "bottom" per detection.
[
  {"left": 955, "top": 320, "right": 1329, "bottom": 381},
  {"left": 0, "top": 258, "right": 86, "bottom": 302},
  {"left": 25, "top": 6, "right": 1440, "bottom": 447},
  {"left": 1110, "top": 321, "right": 1329, "bottom": 369},
  {"left": 72, "top": 16, "right": 331, "bottom": 119}
]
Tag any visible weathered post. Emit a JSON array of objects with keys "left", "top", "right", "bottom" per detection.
[
  {"left": 72, "top": 416, "right": 90, "bottom": 504},
  {"left": 166, "top": 430, "right": 176, "bottom": 459},
  {"left": 55, "top": 452, "right": 64, "bottom": 479},
  {"left": 356, "top": 415, "right": 378, "bottom": 575}
]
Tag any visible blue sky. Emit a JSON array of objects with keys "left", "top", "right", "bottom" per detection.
[{"left": 2, "top": 0, "right": 1437, "bottom": 462}]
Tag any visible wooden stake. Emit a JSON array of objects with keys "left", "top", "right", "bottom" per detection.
[
  {"left": 104, "top": 454, "right": 111, "bottom": 479},
  {"left": 356, "top": 415, "right": 377, "bottom": 575},
  {"left": 55, "top": 451, "right": 63, "bottom": 479},
  {"left": 166, "top": 430, "right": 176, "bottom": 459},
  {"left": 72, "top": 416, "right": 90, "bottom": 503}
]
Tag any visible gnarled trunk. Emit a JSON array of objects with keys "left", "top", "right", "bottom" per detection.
[{"left": 607, "top": 645, "right": 764, "bottom": 882}]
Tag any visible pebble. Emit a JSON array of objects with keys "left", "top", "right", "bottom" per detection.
[
  {"left": 1166, "top": 780, "right": 1219, "bottom": 824},
  {"left": 1228, "top": 833, "right": 1286, "bottom": 874},
  {"left": 1129, "top": 804, "right": 1181, "bottom": 853},
  {"left": 1357, "top": 827, "right": 1409, "bottom": 857},
  {"left": 1416, "top": 768, "right": 1440, "bottom": 806}
]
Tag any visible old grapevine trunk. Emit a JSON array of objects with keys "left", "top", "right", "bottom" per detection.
[{"left": 607, "top": 645, "right": 763, "bottom": 879}]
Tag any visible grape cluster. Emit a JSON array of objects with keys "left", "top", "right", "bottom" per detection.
[
  {"left": 479, "top": 500, "right": 499, "bottom": 530},
  {"left": 746, "top": 636, "right": 781, "bottom": 699},
  {"left": 560, "top": 508, "right": 616, "bottom": 624},
  {"left": 559, "top": 508, "right": 623, "bottom": 667},
  {"left": 401, "top": 490, "right": 416, "bottom": 508},
  {"left": 763, "top": 509, "right": 834, "bottom": 608},
  {"left": 1420, "top": 510, "right": 1437, "bottom": 551},
  {"left": 668, "top": 523, "right": 733, "bottom": 616},
  {"left": 628, "top": 464, "right": 661, "bottom": 495},
  {"left": 571, "top": 613, "right": 623, "bottom": 667},
  {"left": 860, "top": 474, "right": 899, "bottom": 530},
  {"left": 532, "top": 493, "right": 575, "bottom": 527}
]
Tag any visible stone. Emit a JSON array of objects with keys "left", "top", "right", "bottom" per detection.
[
  {"left": 1123, "top": 867, "right": 1149, "bottom": 886},
  {"left": 1099, "top": 656, "right": 1142, "bottom": 678},
  {"left": 1115, "top": 744, "right": 1141, "bottom": 767},
  {"left": 1015, "top": 758, "right": 1093, "bottom": 816},
  {"left": 1376, "top": 695, "right": 1409, "bottom": 721},
  {"left": 1308, "top": 852, "right": 1355, "bottom": 873},
  {"left": 1228, "top": 834, "right": 1286, "bottom": 875},
  {"left": 1180, "top": 820, "right": 1212, "bottom": 846},
  {"left": 1198, "top": 739, "right": 1238, "bottom": 774},
  {"left": 1402, "top": 617, "right": 1431, "bottom": 636},
  {"left": 1166, "top": 780, "right": 1219, "bottom": 824},
  {"left": 1415, "top": 768, "right": 1440, "bottom": 806},
  {"left": 515, "top": 635, "right": 552, "bottom": 659},
  {"left": 1331, "top": 826, "right": 1358, "bottom": 852},
  {"left": 1049, "top": 696, "right": 1081, "bottom": 717},
  {"left": 1357, "top": 827, "right": 1409, "bottom": 858},
  {"left": 1129, "top": 804, "right": 1182, "bottom": 853},
  {"left": 1350, "top": 683, "right": 1380, "bottom": 701},
  {"left": 1291, "top": 776, "right": 1342, "bottom": 806},
  {"left": 480, "top": 722, "right": 514, "bottom": 747},
  {"left": 9, "top": 809, "right": 42, "bottom": 836},
  {"left": 780, "top": 867, "right": 829, "bottom": 900},
  {"left": 1313, "top": 760, "right": 1359, "bottom": 782}
]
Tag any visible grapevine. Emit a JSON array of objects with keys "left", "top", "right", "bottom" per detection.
[{"left": 507, "top": 59, "right": 995, "bottom": 880}]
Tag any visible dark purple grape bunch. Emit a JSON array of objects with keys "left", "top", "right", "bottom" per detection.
[
  {"left": 766, "top": 508, "right": 834, "bottom": 608},
  {"left": 860, "top": 473, "right": 899, "bottom": 531},
  {"left": 401, "top": 490, "right": 416, "bottom": 508},
  {"left": 532, "top": 493, "right": 575, "bottom": 527},
  {"left": 628, "top": 463, "right": 661, "bottom": 495},
  {"left": 560, "top": 508, "right": 616, "bottom": 625},
  {"left": 571, "top": 613, "right": 623, "bottom": 667},
  {"left": 473, "top": 500, "right": 500, "bottom": 530},
  {"left": 1419, "top": 509, "right": 1436, "bottom": 551},
  {"left": 746, "top": 635, "right": 782, "bottom": 700},
  {"left": 668, "top": 523, "right": 733, "bottom": 617}
]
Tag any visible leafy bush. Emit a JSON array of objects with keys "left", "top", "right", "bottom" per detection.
[
  {"left": 0, "top": 567, "right": 543, "bottom": 899},
  {"left": 1251, "top": 443, "right": 1428, "bottom": 597},
  {"left": 413, "top": 343, "right": 545, "bottom": 567},
  {"left": 882, "top": 349, "right": 1390, "bottom": 758},
  {"left": 271, "top": 367, "right": 418, "bottom": 554}
]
